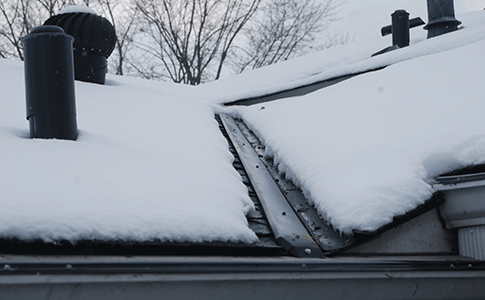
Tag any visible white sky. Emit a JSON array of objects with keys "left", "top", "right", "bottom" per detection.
[
  {"left": 327, "top": 0, "right": 485, "bottom": 41},
  {"left": 457, "top": 0, "right": 485, "bottom": 11}
]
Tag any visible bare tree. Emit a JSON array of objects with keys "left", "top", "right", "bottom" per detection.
[
  {"left": 234, "top": 0, "right": 344, "bottom": 73},
  {"left": 1, "top": 0, "right": 346, "bottom": 84},
  {"left": 0, "top": 0, "right": 81, "bottom": 60},
  {"left": 95, "top": 0, "right": 138, "bottom": 75},
  {"left": 37, "top": 0, "right": 76, "bottom": 17},
  {"left": 0, "top": 0, "right": 34, "bottom": 60},
  {"left": 133, "top": 0, "right": 344, "bottom": 84},
  {"left": 134, "top": 0, "right": 261, "bottom": 85},
  {"left": 0, "top": 0, "right": 132, "bottom": 72}
]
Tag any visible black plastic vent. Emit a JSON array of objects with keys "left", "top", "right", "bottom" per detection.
[
  {"left": 424, "top": 0, "right": 461, "bottom": 38},
  {"left": 44, "top": 12, "right": 116, "bottom": 57},
  {"left": 44, "top": 12, "right": 117, "bottom": 84}
]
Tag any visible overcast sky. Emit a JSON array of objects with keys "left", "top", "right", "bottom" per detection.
[
  {"left": 327, "top": 0, "right": 485, "bottom": 41},
  {"left": 456, "top": 0, "right": 485, "bottom": 11}
]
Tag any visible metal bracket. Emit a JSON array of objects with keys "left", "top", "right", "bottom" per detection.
[{"left": 220, "top": 114, "right": 324, "bottom": 258}]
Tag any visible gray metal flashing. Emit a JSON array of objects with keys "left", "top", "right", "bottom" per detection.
[
  {"left": 1, "top": 255, "right": 485, "bottom": 300},
  {"left": 342, "top": 207, "right": 458, "bottom": 255},
  {"left": 434, "top": 176, "right": 485, "bottom": 260},
  {"left": 434, "top": 179, "right": 485, "bottom": 229},
  {"left": 1, "top": 256, "right": 483, "bottom": 275},
  {"left": 234, "top": 119, "right": 355, "bottom": 252},
  {"left": 229, "top": 118, "right": 454, "bottom": 255},
  {"left": 216, "top": 115, "right": 283, "bottom": 250},
  {"left": 437, "top": 172, "right": 485, "bottom": 184},
  {"left": 220, "top": 114, "right": 324, "bottom": 258}
]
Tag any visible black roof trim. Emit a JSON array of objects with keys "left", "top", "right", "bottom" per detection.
[
  {"left": 3, "top": 258, "right": 485, "bottom": 276},
  {"left": 0, "top": 238, "right": 287, "bottom": 257},
  {"left": 224, "top": 67, "right": 385, "bottom": 106},
  {"left": 436, "top": 164, "right": 485, "bottom": 184}
]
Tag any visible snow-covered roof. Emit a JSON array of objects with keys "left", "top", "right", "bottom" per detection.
[
  {"left": 0, "top": 60, "right": 256, "bottom": 244},
  {"left": 1, "top": 10, "right": 485, "bottom": 244},
  {"left": 218, "top": 10, "right": 485, "bottom": 234},
  {"left": 202, "top": 11, "right": 485, "bottom": 104}
]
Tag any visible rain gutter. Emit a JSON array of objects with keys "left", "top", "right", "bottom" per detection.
[{"left": 1, "top": 256, "right": 485, "bottom": 300}]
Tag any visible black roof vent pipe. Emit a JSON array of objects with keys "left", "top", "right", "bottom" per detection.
[
  {"left": 22, "top": 25, "right": 78, "bottom": 140},
  {"left": 381, "top": 12, "right": 426, "bottom": 47},
  {"left": 44, "top": 10, "right": 117, "bottom": 84},
  {"left": 424, "top": 0, "right": 462, "bottom": 38},
  {"left": 390, "top": 10, "right": 410, "bottom": 48},
  {"left": 372, "top": 10, "right": 424, "bottom": 57}
]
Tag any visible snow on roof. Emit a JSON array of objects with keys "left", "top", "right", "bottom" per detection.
[
  {"left": 58, "top": 6, "right": 97, "bottom": 15},
  {"left": 225, "top": 11, "right": 485, "bottom": 234},
  {"left": 202, "top": 11, "right": 485, "bottom": 104},
  {"left": 0, "top": 60, "right": 256, "bottom": 243},
  {"left": 1, "top": 9, "right": 485, "bottom": 244}
]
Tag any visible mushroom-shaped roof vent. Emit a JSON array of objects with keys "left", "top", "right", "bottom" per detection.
[{"left": 44, "top": 12, "right": 116, "bottom": 58}]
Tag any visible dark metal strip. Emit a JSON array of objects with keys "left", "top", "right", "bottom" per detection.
[
  {"left": 215, "top": 115, "right": 282, "bottom": 250},
  {"left": 220, "top": 114, "right": 324, "bottom": 258},
  {"left": 2, "top": 259, "right": 484, "bottom": 275},
  {"left": 223, "top": 67, "right": 385, "bottom": 106},
  {"left": 234, "top": 119, "right": 355, "bottom": 252}
]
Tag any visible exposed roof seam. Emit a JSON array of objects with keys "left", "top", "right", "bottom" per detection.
[
  {"left": 215, "top": 115, "right": 281, "bottom": 249},
  {"left": 219, "top": 114, "right": 324, "bottom": 258},
  {"left": 224, "top": 67, "right": 385, "bottom": 106},
  {"left": 233, "top": 118, "right": 356, "bottom": 253}
]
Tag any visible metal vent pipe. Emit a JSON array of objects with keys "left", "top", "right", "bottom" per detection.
[
  {"left": 424, "top": 0, "right": 462, "bottom": 38},
  {"left": 22, "top": 25, "right": 78, "bottom": 140},
  {"left": 373, "top": 11, "right": 424, "bottom": 57},
  {"left": 391, "top": 10, "right": 410, "bottom": 48},
  {"left": 44, "top": 12, "right": 117, "bottom": 84},
  {"left": 381, "top": 15, "right": 425, "bottom": 40}
]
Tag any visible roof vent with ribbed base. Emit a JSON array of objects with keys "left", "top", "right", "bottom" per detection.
[
  {"left": 424, "top": 0, "right": 462, "bottom": 38},
  {"left": 44, "top": 11, "right": 117, "bottom": 84}
]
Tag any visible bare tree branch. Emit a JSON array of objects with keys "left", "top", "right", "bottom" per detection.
[
  {"left": 134, "top": 0, "right": 262, "bottom": 85},
  {"left": 235, "top": 0, "right": 345, "bottom": 73},
  {"left": 1, "top": 0, "right": 347, "bottom": 84},
  {"left": 95, "top": 0, "right": 138, "bottom": 75},
  {"left": 0, "top": 0, "right": 89, "bottom": 60}
]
